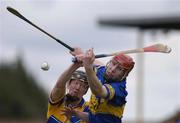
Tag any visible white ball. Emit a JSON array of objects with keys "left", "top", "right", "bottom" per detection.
[{"left": 41, "top": 62, "right": 50, "bottom": 71}]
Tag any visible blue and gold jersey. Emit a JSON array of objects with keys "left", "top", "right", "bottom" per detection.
[
  {"left": 89, "top": 66, "right": 128, "bottom": 123},
  {"left": 47, "top": 97, "right": 89, "bottom": 123}
]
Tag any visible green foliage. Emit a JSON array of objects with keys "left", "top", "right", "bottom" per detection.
[{"left": 0, "top": 56, "right": 48, "bottom": 119}]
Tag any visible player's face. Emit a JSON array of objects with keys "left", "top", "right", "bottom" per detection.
[
  {"left": 68, "top": 79, "right": 88, "bottom": 99},
  {"left": 105, "top": 60, "right": 126, "bottom": 81}
]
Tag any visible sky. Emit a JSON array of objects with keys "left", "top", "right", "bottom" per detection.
[{"left": 1, "top": 0, "right": 180, "bottom": 122}]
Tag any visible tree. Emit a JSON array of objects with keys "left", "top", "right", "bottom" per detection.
[{"left": 0, "top": 56, "right": 48, "bottom": 119}]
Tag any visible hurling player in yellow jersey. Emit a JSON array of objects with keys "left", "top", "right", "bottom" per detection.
[
  {"left": 46, "top": 58, "right": 89, "bottom": 123},
  {"left": 64, "top": 48, "right": 135, "bottom": 123}
]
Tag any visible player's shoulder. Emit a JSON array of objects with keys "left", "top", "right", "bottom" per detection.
[{"left": 93, "top": 64, "right": 105, "bottom": 71}]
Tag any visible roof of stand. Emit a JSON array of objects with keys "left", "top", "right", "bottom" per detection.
[{"left": 98, "top": 15, "right": 180, "bottom": 30}]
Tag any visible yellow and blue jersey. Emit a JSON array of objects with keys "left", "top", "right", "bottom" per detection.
[
  {"left": 89, "top": 66, "right": 128, "bottom": 123},
  {"left": 47, "top": 97, "right": 89, "bottom": 123}
]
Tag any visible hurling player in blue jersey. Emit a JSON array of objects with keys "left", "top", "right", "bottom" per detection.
[{"left": 64, "top": 48, "right": 135, "bottom": 123}]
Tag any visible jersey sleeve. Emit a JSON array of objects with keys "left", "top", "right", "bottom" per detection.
[
  {"left": 105, "top": 83, "right": 128, "bottom": 106},
  {"left": 49, "top": 93, "right": 64, "bottom": 105},
  {"left": 103, "top": 84, "right": 115, "bottom": 100}
]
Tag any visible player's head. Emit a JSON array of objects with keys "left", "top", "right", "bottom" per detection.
[
  {"left": 67, "top": 70, "right": 89, "bottom": 100},
  {"left": 105, "top": 53, "right": 135, "bottom": 81}
]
